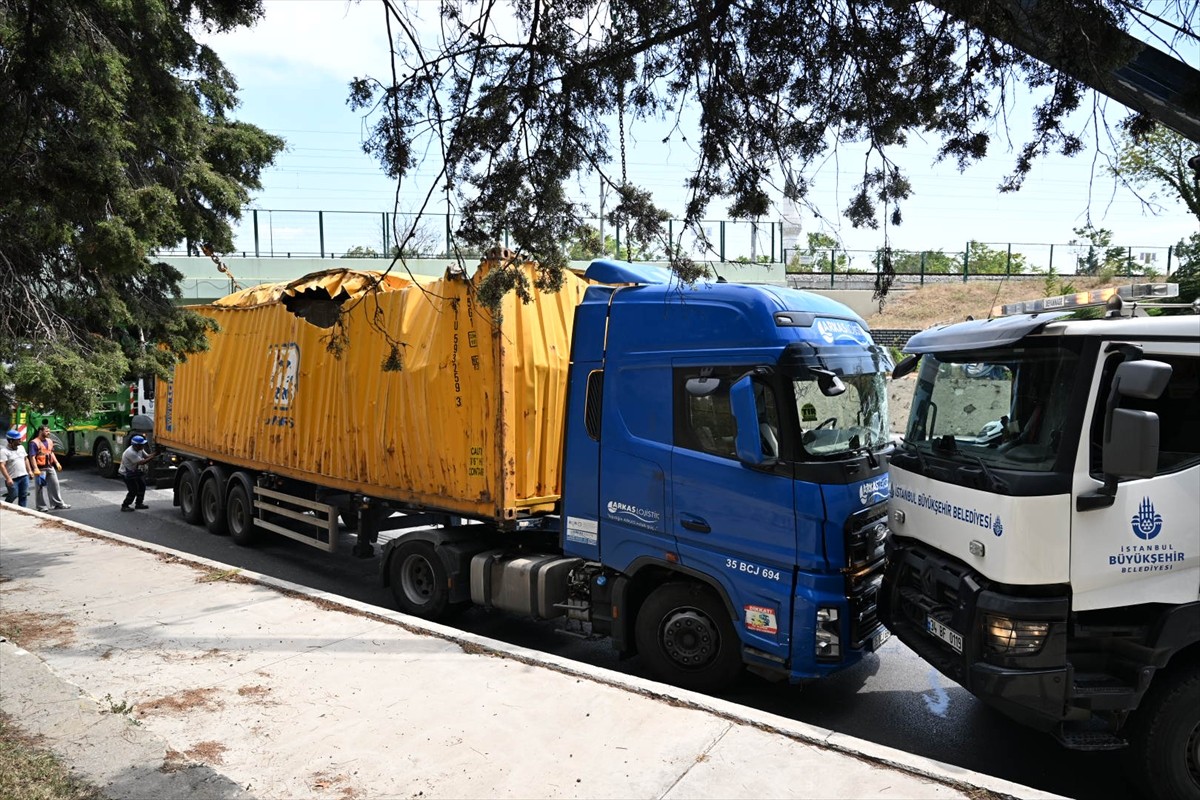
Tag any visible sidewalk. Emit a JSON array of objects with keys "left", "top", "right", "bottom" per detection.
[{"left": 0, "top": 507, "right": 1059, "bottom": 799}]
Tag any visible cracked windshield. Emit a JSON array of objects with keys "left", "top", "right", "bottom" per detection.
[
  {"left": 795, "top": 372, "right": 889, "bottom": 458},
  {"left": 902, "top": 346, "right": 1082, "bottom": 472}
]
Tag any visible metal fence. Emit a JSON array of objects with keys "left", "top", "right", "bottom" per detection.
[
  {"left": 782, "top": 241, "right": 1184, "bottom": 282},
  {"left": 157, "top": 208, "right": 1187, "bottom": 278}
]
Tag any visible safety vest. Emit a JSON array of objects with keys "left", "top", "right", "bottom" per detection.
[{"left": 30, "top": 438, "right": 52, "bottom": 468}]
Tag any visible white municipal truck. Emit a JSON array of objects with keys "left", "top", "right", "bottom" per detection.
[{"left": 879, "top": 284, "right": 1199, "bottom": 800}]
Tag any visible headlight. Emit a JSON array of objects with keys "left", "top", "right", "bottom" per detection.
[{"left": 984, "top": 614, "right": 1049, "bottom": 655}]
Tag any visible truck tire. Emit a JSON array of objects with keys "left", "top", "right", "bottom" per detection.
[
  {"left": 226, "top": 482, "right": 258, "bottom": 547},
  {"left": 200, "top": 476, "right": 228, "bottom": 535},
  {"left": 634, "top": 582, "right": 744, "bottom": 693},
  {"left": 1124, "top": 665, "right": 1200, "bottom": 800},
  {"left": 94, "top": 439, "right": 118, "bottom": 479},
  {"left": 389, "top": 540, "right": 452, "bottom": 619},
  {"left": 178, "top": 466, "right": 202, "bottom": 524}
]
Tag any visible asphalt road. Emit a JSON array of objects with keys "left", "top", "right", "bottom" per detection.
[{"left": 40, "top": 466, "right": 1138, "bottom": 800}]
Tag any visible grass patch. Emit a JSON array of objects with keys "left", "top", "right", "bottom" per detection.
[{"left": 0, "top": 713, "right": 103, "bottom": 800}]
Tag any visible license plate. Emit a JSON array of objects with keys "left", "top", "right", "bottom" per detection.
[
  {"left": 925, "top": 616, "right": 963, "bottom": 654},
  {"left": 870, "top": 628, "right": 891, "bottom": 651}
]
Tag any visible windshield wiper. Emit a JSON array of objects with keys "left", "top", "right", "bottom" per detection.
[
  {"left": 973, "top": 455, "right": 1010, "bottom": 494},
  {"left": 847, "top": 434, "right": 880, "bottom": 469}
]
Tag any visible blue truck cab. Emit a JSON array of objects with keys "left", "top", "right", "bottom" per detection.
[{"left": 559, "top": 260, "right": 893, "bottom": 690}]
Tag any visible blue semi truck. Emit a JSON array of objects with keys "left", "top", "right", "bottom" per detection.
[
  {"left": 382, "top": 259, "right": 895, "bottom": 690},
  {"left": 161, "top": 257, "right": 894, "bottom": 692}
]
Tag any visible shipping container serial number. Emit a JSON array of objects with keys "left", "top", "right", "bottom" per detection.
[{"left": 724, "top": 558, "right": 782, "bottom": 582}]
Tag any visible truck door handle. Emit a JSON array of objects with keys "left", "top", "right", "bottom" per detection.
[{"left": 680, "top": 517, "right": 711, "bottom": 534}]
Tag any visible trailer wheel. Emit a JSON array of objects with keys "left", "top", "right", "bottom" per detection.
[
  {"left": 177, "top": 466, "right": 202, "bottom": 525},
  {"left": 200, "top": 477, "right": 228, "bottom": 535},
  {"left": 1125, "top": 665, "right": 1200, "bottom": 800},
  {"left": 634, "top": 582, "right": 743, "bottom": 693},
  {"left": 389, "top": 541, "right": 451, "bottom": 619},
  {"left": 94, "top": 439, "right": 118, "bottom": 479},
  {"left": 226, "top": 483, "right": 258, "bottom": 547}
]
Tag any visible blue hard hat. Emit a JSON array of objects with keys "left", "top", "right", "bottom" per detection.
[
  {"left": 131, "top": 435, "right": 147, "bottom": 445},
  {"left": 5, "top": 429, "right": 20, "bottom": 440}
]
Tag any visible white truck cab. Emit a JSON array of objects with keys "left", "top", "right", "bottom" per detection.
[{"left": 880, "top": 284, "right": 1200, "bottom": 800}]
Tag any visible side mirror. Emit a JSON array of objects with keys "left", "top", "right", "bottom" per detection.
[
  {"left": 1112, "top": 360, "right": 1171, "bottom": 400},
  {"left": 1103, "top": 409, "right": 1159, "bottom": 479},
  {"left": 892, "top": 353, "right": 921, "bottom": 380},
  {"left": 729, "top": 376, "right": 767, "bottom": 466},
  {"left": 809, "top": 367, "right": 846, "bottom": 397}
]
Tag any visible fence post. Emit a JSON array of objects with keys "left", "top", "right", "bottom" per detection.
[
  {"left": 253, "top": 210, "right": 260, "bottom": 258},
  {"left": 920, "top": 251, "right": 926, "bottom": 286},
  {"left": 1006, "top": 243, "right": 1012, "bottom": 275},
  {"left": 963, "top": 242, "right": 970, "bottom": 283},
  {"left": 1048, "top": 243, "right": 1054, "bottom": 273},
  {"left": 668, "top": 219, "right": 674, "bottom": 257},
  {"left": 770, "top": 222, "right": 775, "bottom": 263},
  {"left": 719, "top": 221, "right": 726, "bottom": 262},
  {"left": 381, "top": 212, "right": 388, "bottom": 255},
  {"left": 318, "top": 211, "right": 325, "bottom": 258},
  {"left": 445, "top": 213, "right": 451, "bottom": 257},
  {"left": 829, "top": 249, "right": 835, "bottom": 288},
  {"left": 1126, "top": 246, "right": 1133, "bottom": 276},
  {"left": 1166, "top": 244, "right": 1174, "bottom": 277}
]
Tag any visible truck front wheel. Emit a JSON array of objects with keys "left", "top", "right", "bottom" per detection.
[
  {"left": 94, "top": 439, "right": 118, "bottom": 479},
  {"left": 389, "top": 541, "right": 451, "bottom": 619},
  {"left": 1125, "top": 665, "right": 1200, "bottom": 800},
  {"left": 635, "top": 582, "right": 743, "bottom": 694}
]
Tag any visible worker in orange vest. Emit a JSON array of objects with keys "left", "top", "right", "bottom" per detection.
[{"left": 29, "top": 424, "right": 70, "bottom": 511}]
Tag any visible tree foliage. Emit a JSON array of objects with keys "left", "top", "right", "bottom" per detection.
[
  {"left": 0, "top": 0, "right": 284, "bottom": 416},
  {"left": 352, "top": 0, "right": 1198, "bottom": 310},
  {"left": 1109, "top": 123, "right": 1200, "bottom": 220},
  {"left": 1070, "top": 225, "right": 1129, "bottom": 277}
]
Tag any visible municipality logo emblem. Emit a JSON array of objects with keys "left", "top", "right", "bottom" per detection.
[
  {"left": 1131, "top": 497, "right": 1163, "bottom": 540},
  {"left": 992, "top": 516, "right": 1003, "bottom": 537}
]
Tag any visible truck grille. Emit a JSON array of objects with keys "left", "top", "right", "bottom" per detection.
[
  {"left": 844, "top": 504, "right": 887, "bottom": 570},
  {"left": 846, "top": 563, "right": 885, "bottom": 648}
]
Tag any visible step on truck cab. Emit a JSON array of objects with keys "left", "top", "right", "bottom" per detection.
[{"left": 879, "top": 284, "right": 1200, "bottom": 800}]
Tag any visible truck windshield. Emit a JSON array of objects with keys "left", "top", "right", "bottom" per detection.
[
  {"left": 792, "top": 371, "right": 889, "bottom": 458},
  {"left": 903, "top": 343, "right": 1083, "bottom": 472}
]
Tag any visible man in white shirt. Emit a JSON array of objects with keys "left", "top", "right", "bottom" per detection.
[
  {"left": 1, "top": 429, "right": 32, "bottom": 507},
  {"left": 118, "top": 434, "right": 157, "bottom": 511}
]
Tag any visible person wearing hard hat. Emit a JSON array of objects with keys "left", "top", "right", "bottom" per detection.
[
  {"left": 118, "top": 435, "right": 158, "bottom": 512},
  {"left": 1, "top": 429, "right": 32, "bottom": 507}
]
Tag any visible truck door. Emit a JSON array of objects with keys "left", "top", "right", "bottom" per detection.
[
  {"left": 669, "top": 365, "right": 797, "bottom": 658},
  {"left": 1071, "top": 342, "right": 1200, "bottom": 610}
]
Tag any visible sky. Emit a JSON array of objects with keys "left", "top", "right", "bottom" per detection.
[{"left": 201, "top": 0, "right": 1200, "bottom": 267}]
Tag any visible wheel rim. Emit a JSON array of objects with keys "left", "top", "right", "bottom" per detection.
[
  {"left": 202, "top": 484, "right": 219, "bottom": 522},
  {"left": 400, "top": 554, "right": 435, "bottom": 605},
  {"left": 659, "top": 607, "right": 721, "bottom": 671},
  {"left": 229, "top": 492, "right": 248, "bottom": 534},
  {"left": 96, "top": 446, "right": 111, "bottom": 470},
  {"left": 180, "top": 477, "right": 196, "bottom": 512},
  {"left": 1187, "top": 715, "right": 1200, "bottom": 790}
]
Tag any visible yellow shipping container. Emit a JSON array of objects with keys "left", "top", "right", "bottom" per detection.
[{"left": 157, "top": 256, "right": 588, "bottom": 524}]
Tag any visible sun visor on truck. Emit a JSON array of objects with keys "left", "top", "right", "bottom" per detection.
[
  {"left": 903, "top": 312, "right": 1072, "bottom": 354},
  {"left": 584, "top": 259, "right": 673, "bottom": 285}
]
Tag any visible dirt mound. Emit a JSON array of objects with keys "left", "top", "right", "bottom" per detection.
[{"left": 868, "top": 276, "right": 1122, "bottom": 330}]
